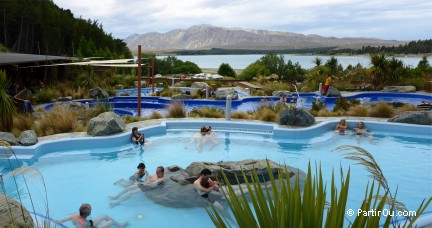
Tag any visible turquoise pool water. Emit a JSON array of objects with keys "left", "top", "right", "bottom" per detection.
[{"left": 1, "top": 121, "right": 431, "bottom": 227}]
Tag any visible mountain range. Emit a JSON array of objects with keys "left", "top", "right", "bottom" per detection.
[{"left": 124, "top": 24, "right": 405, "bottom": 53}]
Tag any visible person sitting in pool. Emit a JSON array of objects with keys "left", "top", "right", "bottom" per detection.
[
  {"left": 353, "top": 121, "right": 374, "bottom": 144},
  {"left": 114, "top": 163, "right": 149, "bottom": 187},
  {"left": 131, "top": 127, "right": 145, "bottom": 145},
  {"left": 194, "top": 168, "right": 220, "bottom": 199},
  {"left": 55, "top": 203, "right": 128, "bottom": 228},
  {"left": 109, "top": 166, "right": 165, "bottom": 207},
  {"left": 199, "top": 126, "right": 218, "bottom": 151},
  {"left": 185, "top": 126, "right": 207, "bottom": 149},
  {"left": 335, "top": 119, "right": 349, "bottom": 133}
]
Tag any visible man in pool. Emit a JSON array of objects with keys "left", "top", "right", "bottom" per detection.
[
  {"left": 353, "top": 121, "right": 374, "bottom": 144},
  {"left": 131, "top": 127, "right": 145, "bottom": 145},
  {"left": 198, "top": 126, "right": 219, "bottom": 151},
  {"left": 109, "top": 166, "right": 165, "bottom": 207},
  {"left": 55, "top": 203, "right": 128, "bottom": 228},
  {"left": 184, "top": 126, "right": 207, "bottom": 149}
]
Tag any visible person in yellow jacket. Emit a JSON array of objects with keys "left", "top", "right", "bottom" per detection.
[{"left": 322, "top": 74, "right": 332, "bottom": 95}]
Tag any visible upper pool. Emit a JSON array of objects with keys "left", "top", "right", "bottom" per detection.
[
  {"left": 43, "top": 92, "right": 432, "bottom": 117},
  {"left": 1, "top": 120, "right": 431, "bottom": 227}
]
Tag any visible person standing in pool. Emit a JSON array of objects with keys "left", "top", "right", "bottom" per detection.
[
  {"left": 131, "top": 127, "right": 145, "bottom": 145},
  {"left": 198, "top": 126, "right": 219, "bottom": 151},
  {"left": 185, "top": 126, "right": 207, "bottom": 149},
  {"left": 55, "top": 203, "right": 128, "bottom": 228}
]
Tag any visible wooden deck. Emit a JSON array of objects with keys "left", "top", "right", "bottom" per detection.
[{"left": 237, "top": 81, "right": 263, "bottom": 90}]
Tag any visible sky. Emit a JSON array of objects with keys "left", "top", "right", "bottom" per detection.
[{"left": 54, "top": 0, "right": 432, "bottom": 41}]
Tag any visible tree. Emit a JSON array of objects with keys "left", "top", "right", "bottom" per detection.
[
  {"left": 0, "top": 70, "right": 17, "bottom": 131},
  {"left": 370, "top": 53, "right": 388, "bottom": 87},
  {"left": 217, "top": 63, "right": 236, "bottom": 77},
  {"left": 325, "top": 56, "right": 339, "bottom": 75},
  {"left": 239, "top": 62, "right": 269, "bottom": 81},
  {"left": 260, "top": 53, "right": 286, "bottom": 80},
  {"left": 417, "top": 56, "right": 430, "bottom": 69},
  {"left": 313, "top": 57, "right": 322, "bottom": 67}
]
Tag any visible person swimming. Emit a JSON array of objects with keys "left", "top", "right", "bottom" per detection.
[
  {"left": 114, "top": 163, "right": 149, "bottom": 187},
  {"left": 353, "top": 121, "right": 375, "bottom": 144},
  {"left": 335, "top": 119, "right": 349, "bottom": 133}
]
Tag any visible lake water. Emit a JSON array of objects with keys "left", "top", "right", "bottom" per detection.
[{"left": 167, "top": 54, "right": 429, "bottom": 70}]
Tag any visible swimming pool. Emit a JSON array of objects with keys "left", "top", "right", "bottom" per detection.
[
  {"left": 1, "top": 120, "right": 431, "bottom": 227},
  {"left": 43, "top": 92, "right": 432, "bottom": 118}
]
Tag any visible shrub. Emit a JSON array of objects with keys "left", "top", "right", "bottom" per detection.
[
  {"left": 231, "top": 111, "right": 250, "bottom": 119},
  {"left": 166, "top": 102, "right": 186, "bottom": 118},
  {"left": 311, "top": 99, "right": 327, "bottom": 112},
  {"left": 159, "top": 88, "right": 182, "bottom": 97},
  {"left": 347, "top": 105, "right": 369, "bottom": 117},
  {"left": 262, "top": 82, "right": 292, "bottom": 96},
  {"left": 34, "top": 88, "right": 57, "bottom": 104},
  {"left": 39, "top": 105, "right": 83, "bottom": 136},
  {"left": 189, "top": 106, "right": 224, "bottom": 118},
  {"left": 252, "top": 90, "right": 266, "bottom": 96},
  {"left": 78, "top": 107, "right": 105, "bottom": 126},
  {"left": 333, "top": 96, "right": 350, "bottom": 112},
  {"left": 124, "top": 115, "right": 139, "bottom": 124},
  {"left": 368, "top": 102, "right": 395, "bottom": 118}
]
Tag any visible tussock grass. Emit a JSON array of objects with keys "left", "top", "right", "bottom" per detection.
[
  {"left": 231, "top": 111, "right": 250, "bottom": 119},
  {"left": 149, "top": 111, "right": 163, "bottom": 119},
  {"left": 262, "top": 82, "right": 292, "bottom": 96},
  {"left": 396, "top": 104, "right": 419, "bottom": 113},
  {"left": 253, "top": 107, "right": 278, "bottom": 122},
  {"left": 13, "top": 113, "right": 35, "bottom": 132},
  {"left": 33, "top": 89, "right": 57, "bottom": 104},
  {"left": 368, "top": 102, "right": 395, "bottom": 118},
  {"left": 347, "top": 105, "right": 369, "bottom": 117},
  {"left": 189, "top": 106, "right": 224, "bottom": 118},
  {"left": 166, "top": 102, "right": 186, "bottom": 118},
  {"left": 38, "top": 105, "right": 83, "bottom": 136}
]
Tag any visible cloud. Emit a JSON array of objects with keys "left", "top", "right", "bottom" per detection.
[{"left": 54, "top": 0, "right": 432, "bottom": 40}]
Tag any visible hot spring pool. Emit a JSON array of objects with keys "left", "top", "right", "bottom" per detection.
[{"left": 1, "top": 121, "right": 431, "bottom": 227}]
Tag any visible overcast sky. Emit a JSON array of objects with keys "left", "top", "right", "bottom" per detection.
[{"left": 54, "top": 0, "right": 431, "bottom": 41}]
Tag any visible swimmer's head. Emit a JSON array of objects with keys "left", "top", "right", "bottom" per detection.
[
  {"left": 132, "top": 127, "right": 138, "bottom": 133},
  {"left": 357, "top": 121, "right": 364, "bottom": 128},
  {"left": 200, "top": 169, "right": 212, "bottom": 179},
  {"left": 156, "top": 166, "right": 164, "bottom": 177},
  {"left": 79, "top": 203, "right": 92, "bottom": 217},
  {"left": 340, "top": 119, "right": 346, "bottom": 124},
  {"left": 137, "top": 163, "right": 145, "bottom": 169}
]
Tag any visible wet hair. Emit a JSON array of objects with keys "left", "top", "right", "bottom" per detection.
[
  {"left": 157, "top": 166, "right": 164, "bottom": 173},
  {"left": 200, "top": 168, "right": 212, "bottom": 176},
  {"left": 79, "top": 203, "right": 91, "bottom": 216},
  {"left": 132, "top": 127, "right": 138, "bottom": 132},
  {"left": 137, "top": 163, "right": 145, "bottom": 169}
]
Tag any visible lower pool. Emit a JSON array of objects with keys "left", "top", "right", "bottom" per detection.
[{"left": 1, "top": 121, "right": 431, "bottom": 227}]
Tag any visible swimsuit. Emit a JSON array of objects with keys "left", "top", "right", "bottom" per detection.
[{"left": 129, "top": 171, "right": 145, "bottom": 182}]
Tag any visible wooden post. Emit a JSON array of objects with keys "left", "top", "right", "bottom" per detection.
[
  {"left": 137, "top": 45, "right": 142, "bottom": 117},
  {"left": 147, "top": 63, "right": 150, "bottom": 88},
  {"left": 152, "top": 55, "right": 155, "bottom": 94}
]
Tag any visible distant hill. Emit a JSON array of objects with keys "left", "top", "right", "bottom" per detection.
[{"left": 124, "top": 24, "right": 405, "bottom": 53}]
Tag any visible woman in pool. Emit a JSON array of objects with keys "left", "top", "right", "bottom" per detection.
[
  {"left": 131, "top": 127, "right": 145, "bottom": 145},
  {"left": 198, "top": 126, "right": 219, "bottom": 151},
  {"left": 353, "top": 121, "right": 374, "bottom": 144},
  {"left": 114, "top": 163, "right": 149, "bottom": 187},
  {"left": 55, "top": 203, "right": 128, "bottom": 228},
  {"left": 184, "top": 126, "right": 207, "bottom": 149},
  {"left": 109, "top": 166, "right": 165, "bottom": 207},
  {"left": 335, "top": 119, "right": 349, "bottom": 133}
]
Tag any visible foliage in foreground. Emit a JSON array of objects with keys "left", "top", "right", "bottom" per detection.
[
  {"left": 0, "top": 70, "right": 17, "bottom": 131},
  {"left": 207, "top": 147, "right": 431, "bottom": 228}
]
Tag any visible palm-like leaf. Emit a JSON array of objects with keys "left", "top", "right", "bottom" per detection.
[{"left": 0, "top": 70, "right": 17, "bottom": 131}]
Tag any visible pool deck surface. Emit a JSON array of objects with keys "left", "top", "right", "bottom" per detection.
[{"left": 37, "top": 117, "right": 390, "bottom": 143}]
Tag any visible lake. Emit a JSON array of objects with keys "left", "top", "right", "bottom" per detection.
[{"left": 165, "top": 54, "right": 429, "bottom": 70}]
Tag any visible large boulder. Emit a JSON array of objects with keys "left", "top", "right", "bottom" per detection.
[
  {"left": 87, "top": 112, "right": 125, "bottom": 136},
  {"left": 0, "top": 194, "right": 34, "bottom": 228},
  {"left": 89, "top": 87, "right": 109, "bottom": 99},
  {"left": 191, "top": 82, "right": 208, "bottom": 89},
  {"left": 388, "top": 111, "right": 432, "bottom": 125},
  {"left": 278, "top": 108, "right": 315, "bottom": 127},
  {"left": 382, "top": 86, "right": 416, "bottom": 93},
  {"left": 172, "top": 94, "right": 193, "bottom": 100},
  {"left": 0, "top": 132, "right": 19, "bottom": 146},
  {"left": 18, "top": 130, "right": 38, "bottom": 146},
  {"left": 215, "top": 88, "right": 239, "bottom": 100},
  {"left": 143, "top": 159, "right": 306, "bottom": 208},
  {"left": 272, "top": 91, "right": 292, "bottom": 97},
  {"left": 185, "top": 159, "right": 295, "bottom": 184},
  {"left": 325, "top": 86, "right": 341, "bottom": 97}
]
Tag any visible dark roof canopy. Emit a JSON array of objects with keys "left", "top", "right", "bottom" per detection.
[{"left": 0, "top": 52, "right": 73, "bottom": 65}]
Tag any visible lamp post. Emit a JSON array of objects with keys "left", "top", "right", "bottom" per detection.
[{"left": 137, "top": 45, "right": 142, "bottom": 117}]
